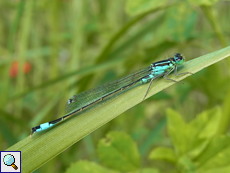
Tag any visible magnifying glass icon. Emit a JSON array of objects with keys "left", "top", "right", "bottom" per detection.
[{"left": 3, "top": 154, "right": 18, "bottom": 170}]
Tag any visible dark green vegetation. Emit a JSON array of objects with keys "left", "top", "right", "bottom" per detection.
[{"left": 1, "top": 0, "right": 230, "bottom": 172}]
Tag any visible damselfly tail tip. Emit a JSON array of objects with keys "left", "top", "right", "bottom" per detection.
[
  {"left": 30, "top": 127, "right": 36, "bottom": 137},
  {"left": 30, "top": 132, "right": 34, "bottom": 138}
]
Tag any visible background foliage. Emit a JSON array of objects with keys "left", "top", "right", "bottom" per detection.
[{"left": 0, "top": 0, "right": 230, "bottom": 172}]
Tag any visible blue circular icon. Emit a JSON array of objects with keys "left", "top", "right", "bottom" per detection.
[
  {"left": 3, "top": 154, "right": 18, "bottom": 170},
  {"left": 3, "top": 154, "right": 14, "bottom": 166}
]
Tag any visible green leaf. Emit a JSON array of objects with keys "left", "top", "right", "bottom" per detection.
[
  {"left": 177, "top": 155, "right": 196, "bottom": 172},
  {"left": 65, "top": 161, "right": 118, "bottom": 173},
  {"left": 167, "top": 106, "right": 222, "bottom": 158},
  {"left": 151, "top": 107, "right": 230, "bottom": 172},
  {"left": 185, "top": 107, "right": 221, "bottom": 159},
  {"left": 162, "top": 107, "right": 229, "bottom": 172},
  {"left": 97, "top": 131, "right": 141, "bottom": 172},
  {"left": 167, "top": 108, "right": 191, "bottom": 155},
  {"left": 216, "top": 89, "right": 230, "bottom": 134},
  {"left": 149, "top": 147, "right": 177, "bottom": 163},
  {"left": 125, "top": 0, "right": 167, "bottom": 16},
  {"left": 195, "top": 136, "right": 230, "bottom": 172},
  {"left": 6, "top": 46, "right": 230, "bottom": 173},
  {"left": 191, "top": 106, "right": 221, "bottom": 139}
]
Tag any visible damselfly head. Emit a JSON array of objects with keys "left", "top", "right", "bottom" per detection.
[{"left": 174, "top": 53, "right": 184, "bottom": 65}]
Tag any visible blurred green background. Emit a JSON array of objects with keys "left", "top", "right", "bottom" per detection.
[{"left": 1, "top": 0, "right": 230, "bottom": 172}]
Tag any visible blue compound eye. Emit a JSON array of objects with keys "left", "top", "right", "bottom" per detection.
[{"left": 174, "top": 53, "right": 184, "bottom": 65}]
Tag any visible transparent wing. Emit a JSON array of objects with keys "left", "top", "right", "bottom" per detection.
[{"left": 65, "top": 66, "right": 151, "bottom": 115}]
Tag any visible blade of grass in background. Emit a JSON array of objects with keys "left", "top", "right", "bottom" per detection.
[
  {"left": 16, "top": 0, "right": 34, "bottom": 117},
  {"left": 11, "top": 57, "right": 125, "bottom": 100}
]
